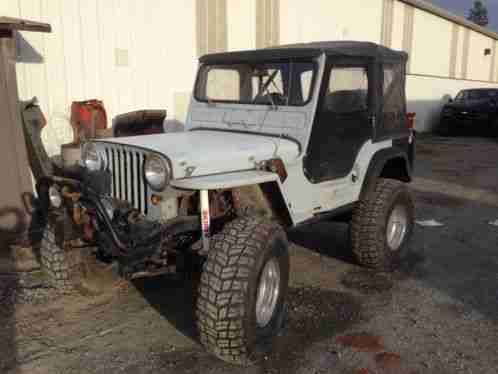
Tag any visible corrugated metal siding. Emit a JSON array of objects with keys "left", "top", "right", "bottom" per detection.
[
  {"left": 196, "top": 0, "right": 227, "bottom": 56},
  {"left": 3, "top": 0, "right": 498, "bottom": 143},
  {"left": 0, "top": 0, "right": 198, "bottom": 156},
  {"left": 381, "top": 0, "right": 394, "bottom": 47},
  {"left": 0, "top": 35, "right": 33, "bottom": 227},
  {"left": 256, "top": 0, "right": 279, "bottom": 48}
]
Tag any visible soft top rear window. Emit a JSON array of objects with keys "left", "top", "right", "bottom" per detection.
[{"left": 194, "top": 60, "right": 317, "bottom": 107}]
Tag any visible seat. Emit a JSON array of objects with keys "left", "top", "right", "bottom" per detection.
[{"left": 325, "top": 90, "right": 367, "bottom": 113}]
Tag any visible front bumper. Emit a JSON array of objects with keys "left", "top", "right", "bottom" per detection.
[{"left": 36, "top": 174, "right": 200, "bottom": 264}]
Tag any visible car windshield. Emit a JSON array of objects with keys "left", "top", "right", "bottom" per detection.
[
  {"left": 456, "top": 89, "right": 498, "bottom": 101},
  {"left": 194, "top": 60, "right": 316, "bottom": 106}
]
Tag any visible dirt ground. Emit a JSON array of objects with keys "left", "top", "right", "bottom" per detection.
[{"left": 1, "top": 135, "right": 498, "bottom": 374}]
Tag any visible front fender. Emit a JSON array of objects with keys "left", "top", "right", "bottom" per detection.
[
  {"left": 170, "top": 170, "right": 295, "bottom": 226},
  {"left": 170, "top": 170, "right": 279, "bottom": 190}
]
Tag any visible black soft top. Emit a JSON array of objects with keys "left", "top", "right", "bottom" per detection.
[{"left": 200, "top": 41, "right": 408, "bottom": 64}]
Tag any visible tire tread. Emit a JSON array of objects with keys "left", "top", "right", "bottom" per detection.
[
  {"left": 351, "top": 178, "right": 413, "bottom": 269},
  {"left": 196, "top": 217, "right": 285, "bottom": 365}
]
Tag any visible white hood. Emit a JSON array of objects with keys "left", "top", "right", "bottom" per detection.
[{"left": 100, "top": 130, "right": 300, "bottom": 179}]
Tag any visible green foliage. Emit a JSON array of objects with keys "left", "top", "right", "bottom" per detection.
[{"left": 467, "top": 0, "right": 489, "bottom": 27}]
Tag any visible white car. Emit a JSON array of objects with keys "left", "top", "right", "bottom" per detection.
[{"left": 39, "top": 41, "right": 415, "bottom": 365}]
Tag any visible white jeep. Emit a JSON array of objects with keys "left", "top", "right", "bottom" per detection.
[{"left": 38, "top": 41, "right": 415, "bottom": 365}]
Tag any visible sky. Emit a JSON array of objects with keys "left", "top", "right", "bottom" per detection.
[{"left": 428, "top": 0, "right": 498, "bottom": 32}]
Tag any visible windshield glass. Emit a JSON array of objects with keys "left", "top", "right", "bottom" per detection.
[
  {"left": 194, "top": 60, "right": 316, "bottom": 106},
  {"left": 456, "top": 89, "right": 498, "bottom": 101}
]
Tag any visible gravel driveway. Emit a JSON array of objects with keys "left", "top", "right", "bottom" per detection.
[{"left": 1, "top": 135, "right": 497, "bottom": 374}]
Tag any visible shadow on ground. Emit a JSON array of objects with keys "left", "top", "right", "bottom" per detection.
[
  {"left": 412, "top": 137, "right": 498, "bottom": 321},
  {"left": 133, "top": 271, "right": 363, "bottom": 373},
  {"left": 288, "top": 221, "right": 355, "bottom": 265},
  {"left": 0, "top": 207, "right": 27, "bottom": 374},
  {"left": 132, "top": 274, "right": 199, "bottom": 341},
  {"left": 410, "top": 192, "right": 498, "bottom": 322}
]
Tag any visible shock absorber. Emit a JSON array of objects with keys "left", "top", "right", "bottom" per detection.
[{"left": 200, "top": 189, "right": 210, "bottom": 252}]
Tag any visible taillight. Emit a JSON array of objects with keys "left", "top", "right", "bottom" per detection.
[
  {"left": 266, "top": 159, "right": 288, "bottom": 183},
  {"left": 406, "top": 112, "right": 416, "bottom": 130}
]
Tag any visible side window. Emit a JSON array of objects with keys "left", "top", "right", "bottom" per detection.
[
  {"left": 206, "top": 68, "right": 240, "bottom": 101},
  {"left": 383, "top": 64, "right": 404, "bottom": 131},
  {"left": 288, "top": 62, "right": 315, "bottom": 105},
  {"left": 326, "top": 66, "right": 368, "bottom": 113}
]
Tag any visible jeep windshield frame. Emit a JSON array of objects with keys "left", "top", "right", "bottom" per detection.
[{"left": 194, "top": 59, "right": 318, "bottom": 107}]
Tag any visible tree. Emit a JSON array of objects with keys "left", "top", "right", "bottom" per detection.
[{"left": 467, "top": 1, "right": 489, "bottom": 27}]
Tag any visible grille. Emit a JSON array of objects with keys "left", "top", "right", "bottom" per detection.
[{"left": 101, "top": 144, "right": 149, "bottom": 215}]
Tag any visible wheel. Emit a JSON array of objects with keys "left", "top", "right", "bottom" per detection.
[
  {"left": 196, "top": 217, "right": 289, "bottom": 365},
  {"left": 350, "top": 178, "right": 414, "bottom": 270},
  {"left": 487, "top": 117, "right": 498, "bottom": 137},
  {"left": 39, "top": 223, "right": 71, "bottom": 289}
]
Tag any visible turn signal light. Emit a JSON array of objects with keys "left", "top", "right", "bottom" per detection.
[
  {"left": 406, "top": 112, "right": 416, "bottom": 129},
  {"left": 151, "top": 194, "right": 163, "bottom": 205}
]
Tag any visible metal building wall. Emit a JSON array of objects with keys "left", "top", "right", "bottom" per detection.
[
  {"left": 382, "top": 0, "right": 498, "bottom": 130},
  {"left": 0, "top": 0, "right": 198, "bottom": 156},
  {"left": 2, "top": 0, "right": 498, "bottom": 148},
  {"left": 0, "top": 32, "right": 33, "bottom": 232},
  {"left": 278, "top": 0, "right": 498, "bottom": 131}
]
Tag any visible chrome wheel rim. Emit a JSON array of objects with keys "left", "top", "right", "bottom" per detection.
[
  {"left": 255, "top": 258, "right": 281, "bottom": 328},
  {"left": 386, "top": 204, "right": 408, "bottom": 251}
]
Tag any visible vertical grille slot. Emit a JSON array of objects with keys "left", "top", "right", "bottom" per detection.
[
  {"left": 119, "top": 148, "right": 126, "bottom": 201},
  {"left": 105, "top": 148, "right": 113, "bottom": 195},
  {"left": 116, "top": 149, "right": 122, "bottom": 200},
  {"left": 111, "top": 149, "right": 117, "bottom": 198},
  {"left": 123, "top": 149, "right": 127, "bottom": 202},
  {"left": 143, "top": 154, "right": 148, "bottom": 216},
  {"left": 102, "top": 145, "right": 148, "bottom": 215},
  {"left": 135, "top": 152, "right": 142, "bottom": 212},
  {"left": 129, "top": 152, "right": 136, "bottom": 210}
]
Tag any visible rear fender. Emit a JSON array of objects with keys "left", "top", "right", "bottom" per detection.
[{"left": 360, "top": 148, "right": 412, "bottom": 199}]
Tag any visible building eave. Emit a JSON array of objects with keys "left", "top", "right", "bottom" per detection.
[
  {"left": 0, "top": 16, "right": 51, "bottom": 33},
  {"left": 401, "top": 0, "right": 498, "bottom": 41}
]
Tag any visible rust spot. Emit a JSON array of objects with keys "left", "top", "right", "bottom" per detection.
[
  {"left": 336, "top": 333, "right": 384, "bottom": 352},
  {"left": 375, "top": 352, "right": 402, "bottom": 371}
]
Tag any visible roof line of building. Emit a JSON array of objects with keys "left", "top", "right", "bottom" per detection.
[
  {"left": 0, "top": 16, "right": 51, "bottom": 33},
  {"left": 401, "top": 0, "right": 498, "bottom": 41}
]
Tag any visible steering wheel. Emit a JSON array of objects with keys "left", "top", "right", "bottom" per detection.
[{"left": 253, "top": 93, "right": 287, "bottom": 106}]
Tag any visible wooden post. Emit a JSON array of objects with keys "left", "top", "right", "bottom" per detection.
[
  {"left": 0, "top": 18, "right": 51, "bottom": 240},
  {"left": 0, "top": 33, "right": 32, "bottom": 235}
]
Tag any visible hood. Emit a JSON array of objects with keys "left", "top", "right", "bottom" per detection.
[{"left": 99, "top": 130, "right": 300, "bottom": 179}]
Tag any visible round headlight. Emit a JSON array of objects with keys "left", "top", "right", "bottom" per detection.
[
  {"left": 82, "top": 142, "right": 104, "bottom": 171},
  {"left": 48, "top": 185, "right": 62, "bottom": 208},
  {"left": 144, "top": 155, "right": 170, "bottom": 191}
]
